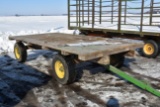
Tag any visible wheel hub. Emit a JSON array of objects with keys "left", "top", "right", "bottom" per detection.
[
  {"left": 55, "top": 61, "right": 65, "bottom": 79},
  {"left": 15, "top": 46, "right": 21, "bottom": 59},
  {"left": 143, "top": 43, "right": 154, "bottom": 55}
]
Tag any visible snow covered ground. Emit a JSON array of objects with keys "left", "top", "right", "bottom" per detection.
[
  {"left": 0, "top": 16, "right": 74, "bottom": 54},
  {"left": 0, "top": 16, "right": 160, "bottom": 107}
]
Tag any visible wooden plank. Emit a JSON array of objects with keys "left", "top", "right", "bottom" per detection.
[
  {"left": 9, "top": 33, "right": 144, "bottom": 61},
  {"left": 78, "top": 43, "right": 142, "bottom": 60}
]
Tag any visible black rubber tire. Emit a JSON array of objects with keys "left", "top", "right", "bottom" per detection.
[
  {"left": 14, "top": 42, "right": 27, "bottom": 63},
  {"left": 110, "top": 54, "right": 125, "bottom": 68},
  {"left": 142, "top": 40, "right": 159, "bottom": 58},
  {"left": 50, "top": 55, "right": 76, "bottom": 85}
]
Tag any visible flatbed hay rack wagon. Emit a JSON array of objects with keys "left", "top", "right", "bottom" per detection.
[
  {"left": 8, "top": 0, "right": 160, "bottom": 98},
  {"left": 9, "top": 33, "right": 160, "bottom": 98},
  {"left": 68, "top": 0, "right": 160, "bottom": 58}
]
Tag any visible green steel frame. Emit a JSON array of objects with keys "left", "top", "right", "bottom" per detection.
[{"left": 68, "top": 0, "right": 160, "bottom": 37}]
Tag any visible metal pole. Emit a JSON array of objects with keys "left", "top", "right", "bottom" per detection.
[
  {"left": 100, "top": 0, "right": 102, "bottom": 24},
  {"left": 140, "top": 0, "right": 145, "bottom": 34},
  {"left": 111, "top": 0, "right": 114, "bottom": 24},
  {"left": 92, "top": 0, "right": 95, "bottom": 30},
  {"left": 79, "top": 0, "right": 81, "bottom": 28},
  {"left": 82, "top": 0, "right": 84, "bottom": 26},
  {"left": 118, "top": 0, "right": 122, "bottom": 31},
  {"left": 68, "top": 0, "right": 70, "bottom": 29},
  {"left": 150, "top": 0, "right": 154, "bottom": 25},
  {"left": 88, "top": 0, "right": 90, "bottom": 25},
  {"left": 124, "top": 0, "right": 127, "bottom": 24},
  {"left": 76, "top": 0, "right": 78, "bottom": 27}
]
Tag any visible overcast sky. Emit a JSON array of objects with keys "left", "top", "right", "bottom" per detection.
[{"left": 0, "top": 0, "right": 67, "bottom": 16}]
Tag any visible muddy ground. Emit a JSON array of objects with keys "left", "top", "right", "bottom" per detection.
[{"left": 0, "top": 50, "right": 160, "bottom": 107}]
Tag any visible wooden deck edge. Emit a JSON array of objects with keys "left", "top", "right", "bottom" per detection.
[{"left": 78, "top": 43, "right": 144, "bottom": 61}]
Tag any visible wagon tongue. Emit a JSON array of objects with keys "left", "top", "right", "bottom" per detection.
[{"left": 107, "top": 65, "right": 160, "bottom": 98}]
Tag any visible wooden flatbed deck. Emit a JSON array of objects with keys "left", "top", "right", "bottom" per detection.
[{"left": 9, "top": 33, "right": 143, "bottom": 61}]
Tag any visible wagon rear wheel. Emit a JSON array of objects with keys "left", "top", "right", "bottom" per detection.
[
  {"left": 14, "top": 42, "right": 27, "bottom": 63},
  {"left": 143, "top": 40, "right": 159, "bottom": 58},
  {"left": 50, "top": 55, "right": 76, "bottom": 85}
]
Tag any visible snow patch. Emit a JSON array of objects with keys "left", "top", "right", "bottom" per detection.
[{"left": 0, "top": 16, "right": 75, "bottom": 54}]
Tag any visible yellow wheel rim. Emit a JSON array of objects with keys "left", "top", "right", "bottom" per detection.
[
  {"left": 143, "top": 43, "right": 154, "bottom": 55},
  {"left": 15, "top": 46, "right": 21, "bottom": 59},
  {"left": 55, "top": 60, "right": 65, "bottom": 79}
]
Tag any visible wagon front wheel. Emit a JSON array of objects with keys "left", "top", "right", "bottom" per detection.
[
  {"left": 14, "top": 42, "right": 27, "bottom": 63},
  {"left": 50, "top": 55, "right": 76, "bottom": 85}
]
